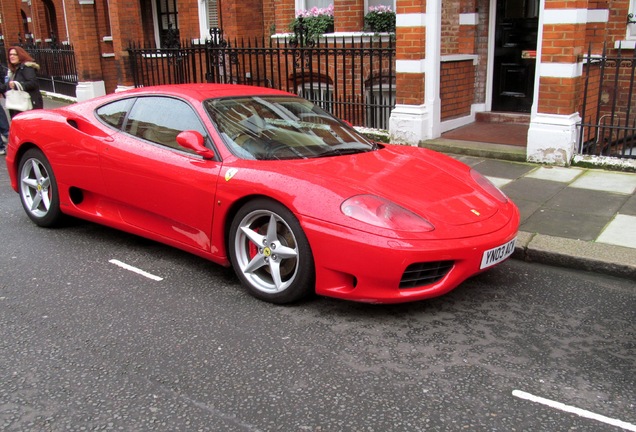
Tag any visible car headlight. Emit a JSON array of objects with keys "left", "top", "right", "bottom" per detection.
[
  {"left": 341, "top": 195, "right": 435, "bottom": 232},
  {"left": 470, "top": 169, "right": 509, "bottom": 203}
]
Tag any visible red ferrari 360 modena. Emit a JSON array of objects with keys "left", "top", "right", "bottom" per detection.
[{"left": 5, "top": 84, "right": 519, "bottom": 304}]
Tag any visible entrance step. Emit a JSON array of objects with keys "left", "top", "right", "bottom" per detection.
[
  {"left": 421, "top": 138, "right": 527, "bottom": 162},
  {"left": 476, "top": 112, "right": 530, "bottom": 125}
]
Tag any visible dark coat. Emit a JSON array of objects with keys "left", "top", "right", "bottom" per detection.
[{"left": 0, "top": 62, "right": 43, "bottom": 113}]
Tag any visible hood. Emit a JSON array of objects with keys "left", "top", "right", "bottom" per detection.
[{"left": 287, "top": 145, "right": 502, "bottom": 227}]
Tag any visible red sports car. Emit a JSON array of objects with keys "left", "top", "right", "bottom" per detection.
[{"left": 5, "top": 84, "right": 519, "bottom": 304}]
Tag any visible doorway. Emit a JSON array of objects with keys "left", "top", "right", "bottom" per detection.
[{"left": 491, "top": 0, "right": 539, "bottom": 112}]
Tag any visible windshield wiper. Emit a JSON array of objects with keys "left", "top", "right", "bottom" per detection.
[{"left": 312, "top": 145, "right": 376, "bottom": 158}]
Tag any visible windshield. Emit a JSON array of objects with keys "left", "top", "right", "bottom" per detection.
[{"left": 204, "top": 96, "right": 377, "bottom": 160}]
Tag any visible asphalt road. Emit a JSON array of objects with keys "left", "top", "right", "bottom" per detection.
[{"left": 1, "top": 161, "right": 634, "bottom": 431}]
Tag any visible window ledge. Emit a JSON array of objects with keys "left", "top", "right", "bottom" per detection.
[
  {"left": 615, "top": 40, "right": 636, "bottom": 49},
  {"left": 441, "top": 54, "right": 479, "bottom": 64},
  {"left": 271, "top": 32, "right": 393, "bottom": 42}
]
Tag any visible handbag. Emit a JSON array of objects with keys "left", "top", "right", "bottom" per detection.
[{"left": 5, "top": 81, "right": 33, "bottom": 112}]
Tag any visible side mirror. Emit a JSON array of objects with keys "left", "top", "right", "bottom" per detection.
[{"left": 176, "top": 130, "right": 215, "bottom": 159}]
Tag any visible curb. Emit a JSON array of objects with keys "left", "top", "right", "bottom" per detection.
[
  {"left": 421, "top": 138, "right": 527, "bottom": 162},
  {"left": 514, "top": 231, "right": 636, "bottom": 280}
]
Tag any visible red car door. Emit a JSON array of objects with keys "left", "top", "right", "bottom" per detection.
[{"left": 99, "top": 96, "right": 222, "bottom": 252}]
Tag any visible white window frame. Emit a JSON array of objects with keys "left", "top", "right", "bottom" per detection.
[
  {"left": 628, "top": 0, "right": 636, "bottom": 40},
  {"left": 197, "top": 0, "right": 219, "bottom": 40}
]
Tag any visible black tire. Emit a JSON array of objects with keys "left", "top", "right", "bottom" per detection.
[
  {"left": 18, "top": 148, "right": 64, "bottom": 227},
  {"left": 229, "top": 198, "right": 315, "bottom": 304}
]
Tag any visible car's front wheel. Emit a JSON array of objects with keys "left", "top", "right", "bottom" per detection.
[
  {"left": 229, "top": 199, "right": 315, "bottom": 304},
  {"left": 18, "top": 148, "right": 63, "bottom": 227}
]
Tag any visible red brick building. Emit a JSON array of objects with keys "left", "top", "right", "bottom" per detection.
[{"left": 0, "top": 0, "right": 633, "bottom": 164}]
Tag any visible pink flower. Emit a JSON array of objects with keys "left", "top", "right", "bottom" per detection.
[
  {"left": 368, "top": 5, "right": 393, "bottom": 14},
  {"left": 296, "top": 3, "right": 334, "bottom": 18}
]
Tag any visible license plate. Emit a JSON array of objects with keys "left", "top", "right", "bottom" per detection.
[{"left": 480, "top": 237, "right": 517, "bottom": 269}]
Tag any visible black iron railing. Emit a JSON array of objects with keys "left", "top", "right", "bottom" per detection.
[
  {"left": 578, "top": 43, "right": 636, "bottom": 159},
  {"left": 128, "top": 29, "right": 396, "bottom": 129},
  {"left": 19, "top": 35, "right": 78, "bottom": 98}
]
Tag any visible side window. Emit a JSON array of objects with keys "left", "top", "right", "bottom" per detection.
[
  {"left": 124, "top": 96, "right": 209, "bottom": 154},
  {"left": 96, "top": 98, "right": 135, "bottom": 130}
]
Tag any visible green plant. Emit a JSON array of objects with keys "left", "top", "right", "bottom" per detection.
[
  {"left": 290, "top": 4, "right": 334, "bottom": 42},
  {"left": 364, "top": 5, "right": 396, "bottom": 33}
]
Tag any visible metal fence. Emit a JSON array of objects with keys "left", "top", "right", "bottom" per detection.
[
  {"left": 578, "top": 44, "right": 636, "bottom": 159},
  {"left": 18, "top": 36, "right": 78, "bottom": 98},
  {"left": 128, "top": 30, "right": 396, "bottom": 129}
]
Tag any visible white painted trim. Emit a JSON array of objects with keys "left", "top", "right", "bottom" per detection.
[
  {"left": 271, "top": 32, "right": 392, "bottom": 43},
  {"left": 440, "top": 104, "right": 485, "bottom": 133},
  {"left": 396, "top": 59, "right": 427, "bottom": 73},
  {"left": 389, "top": 104, "right": 431, "bottom": 145},
  {"left": 441, "top": 54, "right": 479, "bottom": 64},
  {"left": 459, "top": 13, "right": 478, "bottom": 26},
  {"left": 531, "top": 112, "right": 581, "bottom": 125},
  {"left": 538, "top": 62, "right": 583, "bottom": 78},
  {"left": 441, "top": 113, "right": 475, "bottom": 133},
  {"left": 391, "top": 103, "right": 427, "bottom": 115},
  {"left": 76, "top": 81, "right": 106, "bottom": 102},
  {"left": 543, "top": 9, "right": 589, "bottom": 24},
  {"left": 527, "top": 112, "right": 581, "bottom": 165},
  {"left": 485, "top": 0, "right": 496, "bottom": 111},
  {"left": 587, "top": 9, "right": 609, "bottom": 23},
  {"left": 198, "top": 0, "right": 208, "bottom": 40},
  {"left": 531, "top": 0, "right": 545, "bottom": 117},
  {"left": 151, "top": 0, "right": 160, "bottom": 48},
  {"left": 542, "top": 8, "right": 608, "bottom": 24},
  {"left": 425, "top": 0, "right": 441, "bottom": 139},
  {"left": 396, "top": 13, "right": 426, "bottom": 27},
  {"left": 615, "top": 40, "right": 636, "bottom": 49}
]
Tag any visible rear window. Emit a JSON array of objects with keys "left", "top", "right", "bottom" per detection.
[{"left": 96, "top": 98, "right": 135, "bottom": 130}]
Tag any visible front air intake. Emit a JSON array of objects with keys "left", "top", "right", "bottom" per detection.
[{"left": 399, "top": 261, "right": 454, "bottom": 289}]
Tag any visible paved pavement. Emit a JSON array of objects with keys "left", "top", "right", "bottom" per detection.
[
  {"left": 426, "top": 140, "right": 636, "bottom": 280},
  {"left": 37, "top": 96, "right": 636, "bottom": 280}
]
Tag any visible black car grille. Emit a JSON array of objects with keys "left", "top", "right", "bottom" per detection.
[{"left": 399, "top": 261, "right": 454, "bottom": 289}]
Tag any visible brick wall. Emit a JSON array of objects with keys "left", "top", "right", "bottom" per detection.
[
  {"left": 441, "top": 0, "right": 460, "bottom": 55},
  {"left": 335, "top": 0, "right": 364, "bottom": 32},
  {"left": 440, "top": 60, "right": 475, "bottom": 120},
  {"left": 222, "top": 0, "right": 265, "bottom": 40}
]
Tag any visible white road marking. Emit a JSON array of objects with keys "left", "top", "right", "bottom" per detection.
[
  {"left": 513, "top": 390, "right": 636, "bottom": 431},
  {"left": 109, "top": 259, "right": 163, "bottom": 281}
]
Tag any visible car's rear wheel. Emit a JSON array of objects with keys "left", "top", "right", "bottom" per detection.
[
  {"left": 18, "top": 148, "right": 63, "bottom": 227},
  {"left": 229, "top": 199, "right": 315, "bottom": 304}
]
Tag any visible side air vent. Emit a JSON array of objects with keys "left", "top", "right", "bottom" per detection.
[{"left": 399, "top": 261, "right": 454, "bottom": 289}]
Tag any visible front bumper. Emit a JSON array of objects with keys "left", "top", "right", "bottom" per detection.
[{"left": 302, "top": 208, "right": 520, "bottom": 304}]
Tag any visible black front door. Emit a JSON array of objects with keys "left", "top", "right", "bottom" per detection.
[{"left": 492, "top": 0, "right": 539, "bottom": 112}]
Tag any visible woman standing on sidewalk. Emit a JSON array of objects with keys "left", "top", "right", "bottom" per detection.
[
  {"left": 0, "top": 46, "right": 43, "bottom": 155},
  {"left": 0, "top": 46, "right": 43, "bottom": 118}
]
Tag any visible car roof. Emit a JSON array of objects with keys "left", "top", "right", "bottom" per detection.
[{"left": 117, "top": 84, "right": 295, "bottom": 101}]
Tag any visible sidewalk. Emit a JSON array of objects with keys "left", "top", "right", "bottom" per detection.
[{"left": 424, "top": 139, "right": 636, "bottom": 280}]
